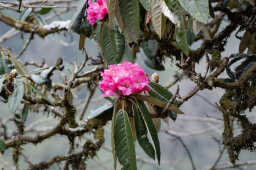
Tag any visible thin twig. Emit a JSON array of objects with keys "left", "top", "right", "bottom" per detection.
[
  {"left": 208, "top": 147, "right": 226, "bottom": 170},
  {"left": 216, "top": 160, "right": 256, "bottom": 170},
  {"left": 0, "top": 28, "right": 20, "bottom": 44},
  {"left": 80, "top": 87, "right": 96, "bottom": 120},
  {"left": 16, "top": 33, "right": 34, "bottom": 59},
  {"left": 165, "top": 130, "right": 197, "bottom": 170},
  {"left": 161, "top": 85, "right": 179, "bottom": 113}
]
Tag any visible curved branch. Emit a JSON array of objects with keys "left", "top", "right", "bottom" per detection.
[{"left": 0, "top": 13, "right": 70, "bottom": 38}]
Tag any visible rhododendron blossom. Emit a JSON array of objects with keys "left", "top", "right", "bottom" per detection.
[
  {"left": 87, "top": 0, "right": 108, "bottom": 25},
  {"left": 99, "top": 61, "right": 150, "bottom": 97}
]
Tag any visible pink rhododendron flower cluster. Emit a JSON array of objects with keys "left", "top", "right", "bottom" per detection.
[
  {"left": 99, "top": 61, "right": 150, "bottom": 97},
  {"left": 87, "top": 0, "right": 108, "bottom": 25}
]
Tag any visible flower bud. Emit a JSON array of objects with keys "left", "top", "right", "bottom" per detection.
[{"left": 151, "top": 72, "right": 159, "bottom": 83}]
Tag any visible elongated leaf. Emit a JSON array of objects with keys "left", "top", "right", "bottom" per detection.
[
  {"left": 140, "top": 0, "right": 150, "bottom": 11},
  {"left": 88, "top": 103, "right": 113, "bottom": 119},
  {"left": 178, "top": 0, "right": 210, "bottom": 24},
  {"left": 22, "top": 104, "right": 29, "bottom": 122},
  {"left": 107, "top": 0, "right": 117, "bottom": 25},
  {"left": 37, "top": 8, "right": 52, "bottom": 15},
  {"left": 136, "top": 101, "right": 161, "bottom": 164},
  {"left": 148, "top": 82, "right": 172, "bottom": 102},
  {"left": 151, "top": 0, "right": 166, "bottom": 39},
  {"left": 161, "top": 0, "right": 180, "bottom": 25},
  {"left": 136, "top": 95, "right": 183, "bottom": 115},
  {"left": 0, "top": 140, "right": 6, "bottom": 153},
  {"left": 8, "top": 79, "right": 24, "bottom": 113},
  {"left": 114, "top": 109, "right": 137, "bottom": 170},
  {"left": 19, "top": 8, "right": 32, "bottom": 21},
  {"left": 148, "top": 82, "right": 180, "bottom": 119},
  {"left": 117, "top": 0, "right": 141, "bottom": 42},
  {"left": 99, "top": 23, "right": 125, "bottom": 65},
  {"left": 141, "top": 40, "right": 165, "bottom": 70},
  {"left": 175, "top": 26, "right": 190, "bottom": 56},
  {"left": 0, "top": 76, "right": 4, "bottom": 92},
  {"left": 175, "top": 7, "right": 190, "bottom": 56},
  {"left": 0, "top": 52, "right": 12, "bottom": 75},
  {"left": 187, "top": 28, "right": 196, "bottom": 45},
  {"left": 70, "top": 0, "right": 92, "bottom": 37},
  {"left": 132, "top": 104, "right": 155, "bottom": 159},
  {"left": 112, "top": 101, "right": 120, "bottom": 170}
]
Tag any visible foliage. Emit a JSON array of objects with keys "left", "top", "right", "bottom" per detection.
[{"left": 1, "top": 0, "right": 256, "bottom": 169}]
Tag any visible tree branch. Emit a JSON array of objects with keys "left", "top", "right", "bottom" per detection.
[{"left": 0, "top": 13, "right": 70, "bottom": 38}]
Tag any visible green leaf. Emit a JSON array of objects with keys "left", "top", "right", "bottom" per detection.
[
  {"left": 22, "top": 104, "right": 29, "bottom": 122},
  {"left": 166, "top": 111, "right": 177, "bottom": 121},
  {"left": 136, "top": 94, "right": 183, "bottom": 115},
  {"left": 70, "top": 0, "right": 92, "bottom": 36},
  {"left": 117, "top": 0, "right": 141, "bottom": 42},
  {"left": 136, "top": 101, "right": 161, "bottom": 164},
  {"left": 140, "top": 0, "right": 150, "bottom": 11},
  {"left": 99, "top": 23, "right": 125, "bottom": 65},
  {"left": 175, "top": 17, "right": 189, "bottom": 56},
  {"left": 141, "top": 39, "right": 165, "bottom": 71},
  {"left": 161, "top": 0, "right": 180, "bottom": 25},
  {"left": 0, "top": 140, "right": 6, "bottom": 153},
  {"left": 37, "top": 8, "right": 52, "bottom": 15},
  {"left": 151, "top": 0, "right": 166, "bottom": 39},
  {"left": 186, "top": 28, "right": 196, "bottom": 45},
  {"left": 148, "top": 82, "right": 178, "bottom": 120},
  {"left": 8, "top": 79, "right": 24, "bottom": 113},
  {"left": 0, "top": 52, "right": 12, "bottom": 75},
  {"left": 114, "top": 109, "right": 137, "bottom": 170},
  {"left": 132, "top": 104, "right": 155, "bottom": 160},
  {"left": 148, "top": 82, "right": 172, "bottom": 102},
  {"left": 175, "top": 13, "right": 190, "bottom": 56},
  {"left": 111, "top": 101, "right": 121, "bottom": 170},
  {"left": 87, "top": 103, "right": 113, "bottom": 119},
  {"left": 177, "top": 0, "right": 210, "bottom": 24},
  {"left": 19, "top": 8, "right": 32, "bottom": 21},
  {"left": 165, "top": 0, "right": 181, "bottom": 11},
  {"left": 0, "top": 76, "right": 5, "bottom": 92}
]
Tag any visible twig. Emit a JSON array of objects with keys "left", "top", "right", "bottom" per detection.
[
  {"left": 216, "top": 160, "right": 256, "bottom": 170},
  {"left": 76, "top": 65, "right": 104, "bottom": 78},
  {"left": 161, "top": 85, "right": 179, "bottom": 113},
  {"left": 0, "top": 28, "right": 20, "bottom": 44},
  {"left": 208, "top": 147, "right": 226, "bottom": 170},
  {"left": 0, "top": 3, "right": 20, "bottom": 12},
  {"left": 80, "top": 87, "right": 96, "bottom": 120},
  {"left": 16, "top": 33, "right": 34, "bottom": 59},
  {"left": 165, "top": 130, "right": 197, "bottom": 170}
]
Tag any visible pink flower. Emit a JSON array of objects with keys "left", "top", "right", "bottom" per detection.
[
  {"left": 99, "top": 61, "right": 150, "bottom": 98},
  {"left": 87, "top": 0, "right": 108, "bottom": 25}
]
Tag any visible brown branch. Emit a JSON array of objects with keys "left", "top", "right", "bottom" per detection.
[
  {"left": 212, "top": 62, "right": 256, "bottom": 89},
  {"left": 28, "top": 139, "right": 103, "bottom": 170},
  {"left": 80, "top": 87, "right": 96, "bottom": 120},
  {"left": 216, "top": 160, "right": 256, "bottom": 170},
  {"left": 0, "top": 13, "right": 69, "bottom": 38}
]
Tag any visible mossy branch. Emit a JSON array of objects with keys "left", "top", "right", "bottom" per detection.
[{"left": 0, "top": 13, "right": 70, "bottom": 38}]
